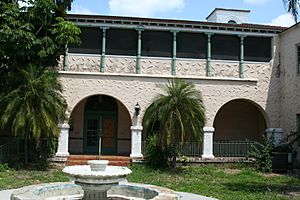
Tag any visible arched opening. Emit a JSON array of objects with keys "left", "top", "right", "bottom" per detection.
[
  {"left": 213, "top": 99, "right": 267, "bottom": 142},
  {"left": 228, "top": 20, "right": 237, "bottom": 24},
  {"left": 68, "top": 95, "right": 131, "bottom": 155}
]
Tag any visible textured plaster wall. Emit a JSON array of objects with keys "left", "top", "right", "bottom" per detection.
[
  {"left": 140, "top": 58, "right": 172, "bottom": 75},
  {"left": 279, "top": 26, "right": 300, "bottom": 135},
  {"left": 60, "top": 61, "right": 278, "bottom": 129},
  {"left": 177, "top": 59, "right": 206, "bottom": 76}
]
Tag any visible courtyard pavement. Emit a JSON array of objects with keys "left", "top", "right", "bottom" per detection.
[{"left": 0, "top": 189, "right": 218, "bottom": 200}]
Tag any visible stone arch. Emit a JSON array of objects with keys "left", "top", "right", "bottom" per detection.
[
  {"left": 68, "top": 94, "right": 132, "bottom": 155},
  {"left": 213, "top": 98, "right": 268, "bottom": 142},
  {"left": 68, "top": 93, "right": 132, "bottom": 121}
]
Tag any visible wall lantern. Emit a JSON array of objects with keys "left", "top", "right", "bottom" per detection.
[{"left": 135, "top": 102, "right": 141, "bottom": 116}]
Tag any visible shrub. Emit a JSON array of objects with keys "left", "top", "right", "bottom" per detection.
[
  {"left": 0, "top": 163, "right": 9, "bottom": 172},
  {"left": 249, "top": 141, "right": 273, "bottom": 173},
  {"left": 144, "top": 134, "right": 170, "bottom": 168}
]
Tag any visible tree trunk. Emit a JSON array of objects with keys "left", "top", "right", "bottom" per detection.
[{"left": 24, "top": 133, "right": 29, "bottom": 165}]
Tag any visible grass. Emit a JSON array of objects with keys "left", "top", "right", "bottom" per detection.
[
  {"left": 127, "top": 164, "right": 300, "bottom": 200},
  {"left": 0, "top": 164, "right": 69, "bottom": 190},
  {"left": 0, "top": 163, "right": 300, "bottom": 200}
]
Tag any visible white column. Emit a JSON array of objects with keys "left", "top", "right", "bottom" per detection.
[
  {"left": 202, "top": 127, "right": 215, "bottom": 159},
  {"left": 56, "top": 123, "right": 70, "bottom": 157},
  {"left": 265, "top": 128, "right": 283, "bottom": 146},
  {"left": 130, "top": 125, "right": 143, "bottom": 160}
]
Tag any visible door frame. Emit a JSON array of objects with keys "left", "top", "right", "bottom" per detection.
[{"left": 83, "top": 110, "right": 118, "bottom": 155}]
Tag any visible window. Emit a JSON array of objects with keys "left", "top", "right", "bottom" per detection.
[
  {"left": 142, "top": 31, "right": 172, "bottom": 57},
  {"left": 244, "top": 37, "right": 272, "bottom": 62},
  {"left": 211, "top": 34, "right": 240, "bottom": 61},
  {"left": 177, "top": 32, "right": 207, "bottom": 59},
  {"left": 297, "top": 45, "right": 300, "bottom": 74},
  {"left": 106, "top": 28, "right": 137, "bottom": 56},
  {"left": 69, "top": 27, "right": 102, "bottom": 54}
]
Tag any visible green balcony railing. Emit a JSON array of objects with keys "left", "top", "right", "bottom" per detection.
[{"left": 0, "top": 138, "right": 21, "bottom": 164}]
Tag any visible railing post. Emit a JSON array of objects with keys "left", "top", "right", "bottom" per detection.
[
  {"left": 206, "top": 33, "right": 213, "bottom": 77},
  {"left": 239, "top": 35, "right": 245, "bottom": 78},
  {"left": 202, "top": 127, "right": 215, "bottom": 159},
  {"left": 171, "top": 31, "right": 178, "bottom": 76},
  {"left": 100, "top": 27, "right": 108, "bottom": 73},
  {"left": 136, "top": 28, "right": 144, "bottom": 74}
]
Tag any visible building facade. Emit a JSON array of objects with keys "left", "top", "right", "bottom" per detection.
[{"left": 54, "top": 9, "right": 300, "bottom": 161}]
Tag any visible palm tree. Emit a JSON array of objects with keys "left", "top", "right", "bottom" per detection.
[
  {"left": 0, "top": 65, "right": 66, "bottom": 164},
  {"left": 143, "top": 79, "right": 206, "bottom": 168},
  {"left": 283, "top": 0, "right": 300, "bottom": 22}
]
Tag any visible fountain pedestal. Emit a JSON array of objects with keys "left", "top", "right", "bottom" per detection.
[{"left": 63, "top": 160, "right": 132, "bottom": 200}]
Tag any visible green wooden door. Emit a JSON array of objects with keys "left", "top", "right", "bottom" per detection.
[{"left": 84, "top": 112, "right": 117, "bottom": 155}]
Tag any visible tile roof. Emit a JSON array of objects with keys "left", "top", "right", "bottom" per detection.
[{"left": 66, "top": 14, "right": 287, "bottom": 33}]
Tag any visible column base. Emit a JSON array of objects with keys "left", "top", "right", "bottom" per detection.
[
  {"left": 130, "top": 154, "right": 143, "bottom": 163},
  {"left": 55, "top": 152, "right": 70, "bottom": 157},
  {"left": 201, "top": 155, "right": 215, "bottom": 159}
]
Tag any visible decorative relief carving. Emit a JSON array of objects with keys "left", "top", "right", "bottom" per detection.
[
  {"left": 67, "top": 55, "right": 100, "bottom": 72},
  {"left": 140, "top": 58, "right": 172, "bottom": 75},
  {"left": 177, "top": 60, "right": 206, "bottom": 76},
  {"left": 105, "top": 56, "right": 135, "bottom": 74},
  {"left": 211, "top": 61, "right": 239, "bottom": 78}
]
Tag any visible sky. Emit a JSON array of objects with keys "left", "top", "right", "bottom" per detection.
[{"left": 69, "top": 0, "right": 295, "bottom": 27}]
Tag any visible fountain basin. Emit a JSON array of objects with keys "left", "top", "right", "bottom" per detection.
[
  {"left": 63, "top": 161, "right": 132, "bottom": 200},
  {"left": 10, "top": 182, "right": 180, "bottom": 200},
  {"left": 10, "top": 182, "right": 84, "bottom": 200},
  {"left": 87, "top": 160, "right": 109, "bottom": 172}
]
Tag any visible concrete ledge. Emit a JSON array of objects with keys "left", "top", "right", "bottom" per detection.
[
  {"left": 10, "top": 182, "right": 83, "bottom": 200},
  {"left": 108, "top": 183, "right": 180, "bottom": 200}
]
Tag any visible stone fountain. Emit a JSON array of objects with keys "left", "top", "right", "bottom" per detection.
[
  {"left": 11, "top": 160, "right": 180, "bottom": 200},
  {"left": 62, "top": 160, "right": 132, "bottom": 200}
]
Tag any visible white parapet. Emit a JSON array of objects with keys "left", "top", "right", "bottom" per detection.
[
  {"left": 130, "top": 126, "right": 143, "bottom": 160},
  {"left": 56, "top": 123, "right": 70, "bottom": 157},
  {"left": 202, "top": 127, "right": 215, "bottom": 159},
  {"left": 265, "top": 128, "right": 283, "bottom": 145}
]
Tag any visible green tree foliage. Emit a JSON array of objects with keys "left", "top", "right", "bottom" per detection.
[
  {"left": 143, "top": 79, "right": 206, "bottom": 168},
  {"left": 283, "top": 0, "right": 300, "bottom": 22},
  {"left": 0, "top": 0, "right": 80, "bottom": 164}
]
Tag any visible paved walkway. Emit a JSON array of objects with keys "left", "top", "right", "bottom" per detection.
[{"left": 1, "top": 189, "right": 218, "bottom": 200}]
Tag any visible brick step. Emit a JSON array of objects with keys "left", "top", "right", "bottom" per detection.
[
  {"left": 66, "top": 160, "right": 131, "bottom": 167},
  {"left": 66, "top": 155, "right": 131, "bottom": 167},
  {"left": 68, "top": 155, "right": 130, "bottom": 161}
]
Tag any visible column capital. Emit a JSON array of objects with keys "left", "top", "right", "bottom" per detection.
[
  {"left": 100, "top": 26, "right": 110, "bottom": 30},
  {"left": 58, "top": 123, "right": 70, "bottom": 129},
  {"left": 135, "top": 28, "right": 145, "bottom": 32},
  {"left": 238, "top": 34, "right": 247, "bottom": 39},
  {"left": 170, "top": 30, "right": 180, "bottom": 34},
  {"left": 203, "top": 126, "right": 215, "bottom": 133},
  {"left": 205, "top": 32, "right": 214, "bottom": 36},
  {"left": 131, "top": 125, "right": 143, "bottom": 131}
]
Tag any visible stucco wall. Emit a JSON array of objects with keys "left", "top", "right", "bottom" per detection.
[
  {"left": 279, "top": 25, "right": 300, "bottom": 135},
  {"left": 59, "top": 59, "right": 278, "bottom": 129}
]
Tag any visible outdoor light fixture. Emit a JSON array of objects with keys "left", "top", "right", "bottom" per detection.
[{"left": 135, "top": 102, "right": 140, "bottom": 116}]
